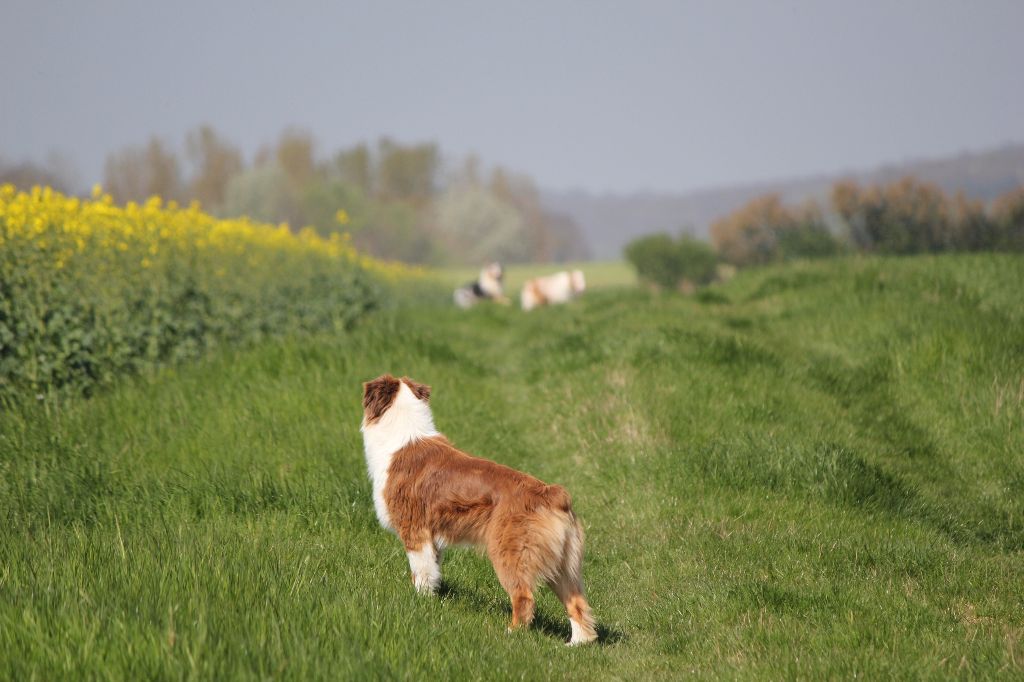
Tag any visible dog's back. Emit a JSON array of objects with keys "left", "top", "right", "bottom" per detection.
[{"left": 520, "top": 270, "right": 586, "bottom": 311}]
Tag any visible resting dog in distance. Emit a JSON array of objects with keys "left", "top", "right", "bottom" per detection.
[
  {"left": 520, "top": 269, "right": 586, "bottom": 311},
  {"left": 360, "top": 374, "right": 598, "bottom": 645},
  {"left": 453, "top": 262, "right": 509, "bottom": 309}
]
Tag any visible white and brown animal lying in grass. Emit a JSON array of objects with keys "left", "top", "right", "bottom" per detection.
[
  {"left": 453, "top": 262, "right": 509, "bottom": 309},
  {"left": 360, "top": 374, "right": 598, "bottom": 645},
  {"left": 520, "top": 270, "right": 586, "bottom": 311}
]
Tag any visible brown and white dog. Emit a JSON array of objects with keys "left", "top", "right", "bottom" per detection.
[
  {"left": 520, "top": 270, "right": 586, "bottom": 311},
  {"left": 360, "top": 374, "right": 598, "bottom": 645}
]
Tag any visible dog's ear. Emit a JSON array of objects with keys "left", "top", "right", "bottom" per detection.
[
  {"left": 363, "top": 374, "right": 401, "bottom": 423},
  {"left": 401, "top": 376, "right": 431, "bottom": 402}
]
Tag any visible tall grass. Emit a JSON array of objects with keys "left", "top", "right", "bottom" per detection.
[{"left": 2, "top": 254, "right": 1022, "bottom": 679}]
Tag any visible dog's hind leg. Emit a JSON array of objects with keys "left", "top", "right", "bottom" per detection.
[
  {"left": 549, "top": 580, "right": 596, "bottom": 645},
  {"left": 547, "top": 519, "right": 597, "bottom": 645},
  {"left": 487, "top": 542, "right": 536, "bottom": 632},
  {"left": 508, "top": 583, "right": 535, "bottom": 631}
]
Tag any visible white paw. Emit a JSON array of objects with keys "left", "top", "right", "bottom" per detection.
[
  {"left": 413, "top": 580, "right": 437, "bottom": 595},
  {"left": 568, "top": 619, "right": 597, "bottom": 645}
]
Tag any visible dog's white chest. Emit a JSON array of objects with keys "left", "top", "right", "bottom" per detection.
[
  {"left": 360, "top": 381, "right": 439, "bottom": 532},
  {"left": 369, "top": 467, "right": 393, "bottom": 530}
]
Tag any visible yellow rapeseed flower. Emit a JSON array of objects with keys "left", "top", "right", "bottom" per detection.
[{"left": 0, "top": 185, "right": 422, "bottom": 282}]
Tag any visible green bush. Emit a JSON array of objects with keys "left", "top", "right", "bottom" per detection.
[{"left": 624, "top": 233, "right": 718, "bottom": 290}]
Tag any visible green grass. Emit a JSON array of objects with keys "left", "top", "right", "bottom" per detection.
[
  {"left": 2, "top": 254, "right": 1023, "bottom": 679},
  {"left": 434, "top": 260, "right": 636, "bottom": 294}
]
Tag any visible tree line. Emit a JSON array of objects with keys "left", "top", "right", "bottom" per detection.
[
  {"left": 1, "top": 127, "right": 589, "bottom": 266},
  {"left": 626, "top": 177, "right": 1024, "bottom": 289},
  {"left": 710, "top": 178, "right": 1024, "bottom": 266}
]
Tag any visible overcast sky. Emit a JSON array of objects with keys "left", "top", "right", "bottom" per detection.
[{"left": 3, "top": 0, "right": 1023, "bottom": 194}]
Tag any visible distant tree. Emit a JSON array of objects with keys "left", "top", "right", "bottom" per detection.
[
  {"left": 434, "top": 184, "right": 530, "bottom": 264},
  {"left": 831, "top": 177, "right": 954, "bottom": 254},
  {"left": 490, "top": 168, "right": 551, "bottom": 261},
  {"left": 369, "top": 202, "right": 436, "bottom": 263},
  {"left": 831, "top": 180, "right": 871, "bottom": 249},
  {"left": 546, "top": 211, "right": 591, "bottom": 262},
  {"left": 991, "top": 187, "right": 1024, "bottom": 251},
  {"left": 376, "top": 138, "right": 439, "bottom": 201},
  {"left": 0, "top": 157, "right": 72, "bottom": 193},
  {"left": 221, "top": 163, "right": 294, "bottom": 225},
  {"left": 276, "top": 129, "right": 316, "bottom": 190},
  {"left": 185, "top": 125, "right": 244, "bottom": 210},
  {"left": 103, "top": 137, "right": 183, "bottom": 203},
  {"left": 710, "top": 194, "right": 790, "bottom": 266},
  {"left": 334, "top": 143, "right": 373, "bottom": 195},
  {"left": 774, "top": 201, "right": 842, "bottom": 259},
  {"left": 950, "top": 192, "right": 1000, "bottom": 251},
  {"left": 301, "top": 176, "right": 367, "bottom": 237}
]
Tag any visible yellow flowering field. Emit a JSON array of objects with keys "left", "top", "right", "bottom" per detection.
[{"left": 0, "top": 184, "right": 407, "bottom": 400}]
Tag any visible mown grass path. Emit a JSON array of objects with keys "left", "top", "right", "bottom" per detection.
[{"left": 2, "top": 255, "right": 1023, "bottom": 679}]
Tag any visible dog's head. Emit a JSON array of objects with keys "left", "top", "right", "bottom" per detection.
[
  {"left": 362, "top": 374, "right": 431, "bottom": 425},
  {"left": 483, "top": 262, "right": 504, "bottom": 283}
]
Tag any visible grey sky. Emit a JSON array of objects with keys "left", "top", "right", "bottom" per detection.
[{"left": 3, "top": 0, "right": 1023, "bottom": 193}]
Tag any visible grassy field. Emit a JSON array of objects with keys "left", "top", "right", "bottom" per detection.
[
  {"left": 434, "top": 260, "right": 636, "bottom": 294},
  {"left": 2, "top": 254, "right": 1023, "bottom": 679}
]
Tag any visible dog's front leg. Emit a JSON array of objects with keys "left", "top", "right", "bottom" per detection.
[{"left": 406, "top": 541, "right": 441, "bottom": 594}]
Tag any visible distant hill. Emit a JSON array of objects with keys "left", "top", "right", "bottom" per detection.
[{"left": 542, "top": 143, "right": 1024, "bottom": 260}]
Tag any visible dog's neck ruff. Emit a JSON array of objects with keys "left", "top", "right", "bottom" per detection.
[
  {"left": 478, "top": 271, "right": 503, "bottom": 298},
  {"left": 361, "top": 382, "right": 438, "bottom": 529}
]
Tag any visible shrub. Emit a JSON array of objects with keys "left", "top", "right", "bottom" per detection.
[
  {"left": 775, "top": 203, "right": 843, "bottom": 259},
  {"left": 830, "top": 177, "right": 1012, "bottom": 255},
  {"left": 625, "top": 233, "right": 718, "bottom": 290},
  {"left": 711, "top": 195, "right": 841, "bottom": 266},
  {"left": 0, "top": 185, "right": 404, "bottom": 401},
  {"left": 991, "top": 187, "right": 1024, "bottom": 251},
  {"left": 709, "top": 195, "right": 788, "bottom": 266},
  {"left": 832, "top": 178, "right": 952, "bottom": 254}
]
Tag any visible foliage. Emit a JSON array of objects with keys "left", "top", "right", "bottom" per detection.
[
  {"left": 185, "top": 125, "right": 244, "bottom": 210},
  {"left": 708, "top": 179, "right": 1024, "bottom": 268},
  {"left": 711, "top": 195, "right": 841, "bottom": 266},
  {"left": 220, "top": 163, "right": 296, "bottom": 225},
  {"left": 0, "top": 184, "right": 411, "bottom": 401},
  {"left": 625, "top": 233, "right": 718, "bottom": 289},
  {"left": 832, "top": 178, "right": 954, "bottom": 253},
  {"left": 97, "top": 128, "right": 589, "bottom": 266},
  {"left": 2, "top": 255, "right": 1022, "bottom": 679},
  {"left": 831, "top": 177, "right": 1023, "bottom": 254},
  {"left": 103, "top": 137, "right": 184, "bottom": 205},
  {"left": 774, "top": 201, "right": 844, "bottom": 259},
  {"left": 374, "top": 138, "right": 440, "bottom": 202},
  {"left": 990, "top": 186, "right": 1024, "bottom": 251},
  {"left": 0, "top": 156, "right": 75, "bottom": 194},
  {"left": 434, "top": 184, "right": 530, "bottom": 264}
]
